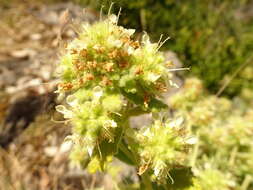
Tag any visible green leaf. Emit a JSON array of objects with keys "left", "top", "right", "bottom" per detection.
[
  {"left": 149, "top": 97, "right": 168, "bottom": 112},
  {"left": 120, "top": 89, "right": 144, "bottom": 105},
  {"left": 115, "top": 148, "right": 135, "bottom": 166}
]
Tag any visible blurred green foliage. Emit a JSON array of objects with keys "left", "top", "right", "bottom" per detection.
[
  {"left": 169, "top": 78, "right": 253, "bottom": 189},
  {"left": 6, "top": 0, "right": 253, "bottom": 96},
  {"left": 85, "top": 0, "right": 253, "bottom": 97}
]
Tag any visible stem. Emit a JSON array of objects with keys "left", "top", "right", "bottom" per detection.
[
  {"left": 216, "top": 56, "right": 252, "bottom": 97},
  {"left": 228, "top": 147, "right": 237, "bottom": 166},
  {"left": 141, "top": 172, "right": 153, "bottom": 190},
  {"left": 118, "top": 141, "right": 136, "bottom": 164},
  {"left": 189, "top": 133, "right": 199, "bottom": 168},
  {"left": 241, "top": 175, "right": 252, "bottom": 190},
  {"left": 119, "top": 141, "right": 153, "bottom": 190},
  {"left": 119, "top": 104, "right": 153, "bottom": 189},
  {"left": 140, "top": 9, "right": 147, "bottom": 31},
  {"left": 119, "top": 137, "right": 153, "bottom": 190}
]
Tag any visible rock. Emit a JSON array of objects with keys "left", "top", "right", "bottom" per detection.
[
  {"left": 0, "top": 91, "right": 56, "bottom": 148},
  {"left": 10, "top": 49, "right": 37, "bottom": 59},
  {"left": 0, "top": 66, "right": 16, "bottom": 88},
  {"left": 30, "top": 33, "right": 42, "bottom": 40},
  {"left": 164, "top": 51, "right": 182, "bottom": 68}
]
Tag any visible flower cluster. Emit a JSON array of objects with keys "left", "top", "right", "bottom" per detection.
[
  {"left": 55, "top": 14, "right": 189, "bottom": 179},
  {"left": 189, "top": 167, "right": 233, "bottom": 190},
  {"left": 169, "top": 78, "right": 231, "bottom": 126},
  {"left": 135, "top": 119, "right": 196, "bottom": 182},
  {"left": 57, "top": 15, "right": 170, "bottom": 99}
]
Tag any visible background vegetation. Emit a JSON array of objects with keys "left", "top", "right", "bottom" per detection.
[
  {"left": 0, "top": 0, "right": 253, "bottom": 189},
  {"left": 88, "top": 0, "right": 253, "bottom": 97}
]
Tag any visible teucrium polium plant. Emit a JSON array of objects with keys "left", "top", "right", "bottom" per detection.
[{"left": 56, "top": 13, "right": 194, "bottom": 187}]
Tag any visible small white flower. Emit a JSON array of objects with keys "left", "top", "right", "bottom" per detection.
[
  {"left": 107, "top": 36, "right": 122, "bottom": 48},
  {"left": 113, "top": 40, "right": 123, "bottom": 48},
  {"left": 110, "top": 120, "right": 117, "bottom": 128},
  {"left": 154, "top": 167, "right": 161, "bottom": 177},
  {"left": 143, "top": 128, "right": 151, "bottom": 137},
  {"left": 154, "top": 160, "right": 166, "bottom": 177},
  {"left": 93, "top": 44, "right": 99, "bottom": 50},
  {"left": 104, "top": 120, "right": 117, "bottom": 128},
  {"left": 186, "top": 137, "right": 198, "bottom": 145},
  {"left": 142, "top": 33, "right": 151, "bottom": 45},
  {"left": 60, "top": 141, "right": 73, "bottom": 153},
  {"left": 67, "top": 39, "right": 87, "bottom": 51},
  {"left": 147, "top": 72, "right": 161, "bottom": 82},
  {"left": 66, "top": 95, "right": 78, "bottom": 107},
  {"left": 127, "top": 46, "right": 134, "bottom": 55},
  {"left": 133, "top": 48, "right": 141, "bottom": 56},
  {"left": 93, "top": 86, "right": 103, "bottom": 99},
  {"left": 87, "top": 146, "right": 94, "bottom": 157},
  {"left": 125, "top": 29, "right": 135, "bottom": 36},
  {"left": 108, "top": 14, "right": 117, "bottom": 24},
  {"left": 169, "top": 117, "right": 184, "bottom": 128},
  {"left": 56, "top": 105, "right": 73, "bottom": 119},
  {"left": 169, "top": 80, "right": 179, "bottom": 88}
]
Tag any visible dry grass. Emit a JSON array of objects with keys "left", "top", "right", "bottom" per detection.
[{"left": 0, "top": 113, "right": 103, "bottom": 190}]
